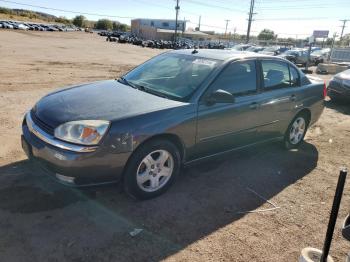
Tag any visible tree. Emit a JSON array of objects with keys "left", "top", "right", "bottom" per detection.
[
  {"left": 95, "top": 19, "right": 113, "bottom": 30},
  {"left": 258, "top": 29, "right": 276, "bottom": 41},
  {"left": 112, "top": 21, "right": 128, "bottom": 32},
  {"left": 72, "top": 15, "right": 86, "bottom": 27},
  {"left": 55, "top": 16, "right": 71, "bottom": 25}
]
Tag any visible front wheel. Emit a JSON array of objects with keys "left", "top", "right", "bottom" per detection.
[
  {"left": 123, "top": 139, "right": 181, "bottom": 200},
  {"left": 284, "top": 114, "right": 309, "bottom": 149}
]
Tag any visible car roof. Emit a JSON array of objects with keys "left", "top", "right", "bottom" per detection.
[{"left": 169, "top": 49, "right": 282, "bottom": 62}]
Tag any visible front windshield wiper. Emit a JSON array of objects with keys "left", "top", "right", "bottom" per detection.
[
  {"left": 118, "top": 78, "right": 172, "bottom": 100},
  {"left": 133, "top": 83, "right": 170, "bottom": 99},
  {"left": 117, "top": 76, "right": 137, "bottom": 89}
]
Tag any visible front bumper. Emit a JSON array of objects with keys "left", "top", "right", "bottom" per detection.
[
  {"left": 22, "top": 114, "right": 131, "bottom": 186},
  {"left": 328, "top": 80, "right": 350, "bottom": 99}
]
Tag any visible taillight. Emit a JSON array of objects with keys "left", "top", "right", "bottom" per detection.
[{"left": 323, "top": 80, "right": 327, "bottom": 98}]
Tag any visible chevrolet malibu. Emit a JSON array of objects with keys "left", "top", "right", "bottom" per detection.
[{"left": 22, "top": 50, "right": 325, "bottom": 199}]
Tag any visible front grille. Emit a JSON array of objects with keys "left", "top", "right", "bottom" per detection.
[{"left": 30, "top": 110, "right": 54, "bottom": 135}]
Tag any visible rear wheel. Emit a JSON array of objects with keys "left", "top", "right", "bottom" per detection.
[
  {"left": 284, "top": 113, "right": 309, "bottom": 149},
  {"left": 123, "top": 139, "right": 181, "bottom": 200}
]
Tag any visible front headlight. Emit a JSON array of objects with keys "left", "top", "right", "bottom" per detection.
[
  {"left": 343, "top": 79, "right": 350, "bottom": 87},
  {"left": 54, "top": 120, "right": 110, "bottom": 145}
]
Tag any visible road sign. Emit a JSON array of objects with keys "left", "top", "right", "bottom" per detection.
[
  {"left": 309, "top": 35, "right": 315, "bottom": 44},
  {"left": 313, "top": 30, "right": 329, "bottom": 38}
]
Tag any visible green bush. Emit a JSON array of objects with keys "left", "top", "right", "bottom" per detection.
[{"left": 95, "top": 19, "right": 113, "bottom": 30}]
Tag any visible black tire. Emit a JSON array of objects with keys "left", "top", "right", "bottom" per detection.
[
  {"left": 329, "top": 93, "right": 340, "bottom": 103},
  {"left": 284, "top": 113, "right": 309, "bottom": 150},
  {"left": 123, "top": 139, "right": 181, "bottom": 200}
]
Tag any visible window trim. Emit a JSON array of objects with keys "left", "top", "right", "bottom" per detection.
[
  {"left": 202, "top": 58, "right": 259, "bottom": 99},
  {"left": 288, "top": 64, "right": 301, "bottom": 87}
]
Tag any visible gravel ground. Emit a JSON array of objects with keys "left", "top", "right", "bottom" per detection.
[{"left": 0, "top": 30, "right": 350, "bottom": 262}]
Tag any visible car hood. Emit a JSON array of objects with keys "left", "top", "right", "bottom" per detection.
[
  {"left": 278, "top": 54, "right": 294, "bottom": 59},
  {"left": 33, "top": 80, "right": 187, "bottom": 128},
  {"left": 336, "top": 69, "right": 350, "bottom": 80},
  {"left": 259, "top": 51, "right": 276, "bottom": 56}
]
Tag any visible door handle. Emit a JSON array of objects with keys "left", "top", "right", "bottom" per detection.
[
  {"left": 290, "top": 94, "right": 297, "bottom": 101},
  {"left": 249, "top": 102, "right": 259, "bottom": 109}
]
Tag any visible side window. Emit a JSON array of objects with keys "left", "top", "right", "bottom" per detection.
[
  {"left": 209, "top": 60, "right": 257, "bottom": 96},
  {"left": 289, "top": 65, "right": 300, "bottom": 87},
  {"left": 261, "top": 60, "right": 291, "bottom": 91}
]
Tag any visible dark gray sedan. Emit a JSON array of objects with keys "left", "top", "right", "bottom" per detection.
[
  {"left": 22, "top": 50, "right": 325, "bottom": 199},
  {"left": 328, "top": 69, "right": 350, "bottom": 101}
]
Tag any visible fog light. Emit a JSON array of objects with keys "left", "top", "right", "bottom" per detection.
[{"left": 55, "top": 173, "right": 75, "bottom": 184}]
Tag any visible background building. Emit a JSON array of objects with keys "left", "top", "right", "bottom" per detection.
[
  {"left": 130, "top": 18, "right": 212, "bottom": 41},
  {"left": 131, "top": 18, "right": 185, "bottom": 40}
]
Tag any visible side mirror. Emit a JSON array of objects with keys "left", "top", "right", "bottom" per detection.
[{"left": 205, "top": 89, "right": 235, "bottom": 105}]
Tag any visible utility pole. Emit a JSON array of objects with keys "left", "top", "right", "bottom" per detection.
[
  {"left": 198, "top": 15, "right": 201, "bottom": 31},
  {"left": 233, "top": 27, "right": 237, "bottom": 40},
  {"left": 224, "top": 19, "right": 230, "bottom": 36},
  {"left": 339, "top": 19, "right": 348, "bottom": 41},
  {"left": 174, "top": 0, "right": 180, "bottom": 43},
  {"left": 182, "top": 17, "right": 185, "bottom": 37},
  {"left": 246, "top": 0, "right": 255, "bottom": 44},
  {"left": 329, "top": 32, "right": 338, "bottom": 61}
]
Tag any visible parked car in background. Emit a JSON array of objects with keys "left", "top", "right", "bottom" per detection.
[
  {"left": 232, "top": 44, "right": 252, "bottom": 51},
  {"left": 327, "top": 69, "right": 350, "bottom": 101},
  {"left": 2, "top": 22, "right": 13, "bottom": 29},
  {"left": 17, "top": 23, "right": 28, "bottom": 30},
  {"left": 310, "top": 48, "right": 330, "bottom": 65},
  {"left": 279, "top": 49, "right": 309, "bottom": 66},
  {"left": 22, "top": 50, "right": 325, "bottom": 199},
  {"left": 259, "top": 46, "right": 289, "bottom": 56},
  {"left": 246, "top": 46, "right": 265, "bottom": 53}
]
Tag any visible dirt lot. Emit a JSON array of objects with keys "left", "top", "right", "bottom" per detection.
[{"left": 0, "top": 30, "right": 350, "bottom": 262}]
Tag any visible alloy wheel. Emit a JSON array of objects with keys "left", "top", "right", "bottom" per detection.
[{"left": 136, "top": 150, "right": 174, "bottom": 192}]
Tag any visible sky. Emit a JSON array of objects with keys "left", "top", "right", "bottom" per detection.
[{"left": 0, "top": 0, "right": 349, "bottom": 39}]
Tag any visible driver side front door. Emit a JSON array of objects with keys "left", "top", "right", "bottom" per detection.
[{"left": 193, "top": 59, "right": 264, "bottom": 160}]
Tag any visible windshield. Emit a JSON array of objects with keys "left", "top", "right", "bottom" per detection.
[
  {"left": 246, "top": 46, "right": 261, "bottom": 52},
  {"left": 264, "top": 47, "right": 279, "bottom": 52},
  {"left": 123, "top": 53, "right": 219, "bottom": 101},
  {"left": 233, "top": 45, "right": 249, "bottom": 50},
  {"left": 283, "top": 50, "right": 300, "bottom": 56},
  {"left": 311, "top": 50, "right": 323, "bottom": 55}
]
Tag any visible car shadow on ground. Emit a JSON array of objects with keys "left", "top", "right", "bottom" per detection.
[
  {"left": 325, "top": 99, "right": 350, "bottom": 115},
  {"left": 0, "top": 142, "right": 318, "bottom": 261}
]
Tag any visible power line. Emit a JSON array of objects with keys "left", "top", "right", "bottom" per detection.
[
  {"left": 256, "top": 17, "right": 341, "bottom": 21},
  {"left": 181, "top": 0, "right": 246, "bottom": 13},
  {"left": 132, "top": 0, "right": 199, "bottom": 16},
  {"left": 257, "top": 5, "right": 350, "bottom": 10},
  {"left": 0, "top": 0, "right": 136, "bottom": 19}
]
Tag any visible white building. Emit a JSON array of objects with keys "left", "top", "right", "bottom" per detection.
[{"left": 131, "top": 18, "right": 186, "bottom": 40}]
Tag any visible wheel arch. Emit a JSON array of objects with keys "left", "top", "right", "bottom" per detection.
[
  {"left": 122, "top": 133, "right": 186, "bottom": 179},
  {"left": 139, "top": 133, "right": 186, "bottom": 162},
  {"left": 296, "top": 108, "right": 311, "bottom": 125}
]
